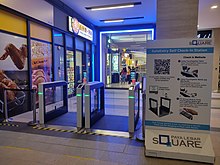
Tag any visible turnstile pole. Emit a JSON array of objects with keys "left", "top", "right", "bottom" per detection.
[
  {"left": 142, "top": 92, "right": 146, "bottom": 138},
  {"left": 3, "top": 89, "right": 8, "bottom": 122},
  {"left": 28, "top": 89, "right": 38, "bottom": 126}
]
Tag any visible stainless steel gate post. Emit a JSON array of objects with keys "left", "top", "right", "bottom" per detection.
[
  {"left": 28, "top": 89, "right": 38, "bottom": 126},
  {"left": 128, "top": 82, "right": 140, "bottom": 138},
  {"left": 136, "top": 77, "right": 146, "bottom": 141},
  {"left": 77, "top": 84, "right": 84, "bottom": 131},
  {"left": 3, "top": 88, "right": 9, "bottom": 123}
]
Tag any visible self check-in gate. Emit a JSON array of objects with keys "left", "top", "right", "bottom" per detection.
[
  {"left": 38, "top": 80, "right": 140, "bottom": 137},
  {"left": 38, "top": 81, "right": 68, "bottom": 125},
  {"left": 129, "top": 82, "right": 140, "bottom": 136},
  {"left": 84, "top": 82, "right": 105, "bottom": 129},
  {"left": 76, "top": 82, "right": 105, "bottom": 131},
  {"left": 76, "top": 83, "right": 85, "bottom": 130},
  {"left": 77, "top": 81, "right": 140, "bottom": 137}
]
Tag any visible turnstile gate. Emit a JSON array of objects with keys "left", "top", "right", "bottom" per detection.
[
  {"left": 76, "top": 83, "right": 85, "bottom": 130},
  {"left": 129, "top": 82, "right": 140, "bottom": 136},
  {"left": 85, "top": 82, "right": 105, "bottom": 129}
]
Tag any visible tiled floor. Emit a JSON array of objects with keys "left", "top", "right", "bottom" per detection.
[{"left": 0, "top": 89, "right": 219, "bottom": 165}]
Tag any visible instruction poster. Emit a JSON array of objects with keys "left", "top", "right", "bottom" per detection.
[{"left": 145, "top": 39, "right": 214, "bottom": 131}]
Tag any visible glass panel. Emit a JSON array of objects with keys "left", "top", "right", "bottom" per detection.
[
  {"left": 30, "top": 22, "right": 51, "bottom": 42},
  {"left": 66, "top": 50, "right": 75, "bottom": 95},
  {"left": 75, "top": 38, "right": 84, "bottom": 51},
  {"left": 86, "top": 53, "right": 90, "bottom": 82},
  {"left": 91, "top": 88, "right": 100, "bottom": 112},
  {"left": 0, "top": 9, "right": 27, "bottom": 36},
  {"left": 66, "top": 35, "right": 73, "bottom": 48},
  {"left": 134, "top": 89, "right": 139, "bottom": 119},
  {"left": 44, "top": 86, "right": 64, "bottom": 113},
  {"left": 86, "top": 42, "right": 90, "bottom": 53},
  {"left": 53, "top": 30, "right": 63, "bottom": 45},
  {"left": 54, "top": 46, "right": 64, "bottom": 80},
  {"left": 76, "top": 50, "right": 82, "bottom": 84},
  {"left": 0, "top": 32, "right": 29, "bottom": 118}
]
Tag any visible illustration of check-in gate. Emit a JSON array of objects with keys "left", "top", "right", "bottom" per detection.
[{"left": 77, "top": 81, "right": 141, "bottom": 137}]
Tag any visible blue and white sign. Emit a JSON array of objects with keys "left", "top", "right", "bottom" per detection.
[
  {"left": 146, "top": 38, "right": 213, "bottom": 131},
  {"left": 145, "top": 38, "right": 215, "bottom": 163}
]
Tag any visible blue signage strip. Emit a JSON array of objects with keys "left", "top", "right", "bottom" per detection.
[
  {"left": 145, "top": 120, "right": 210, "bottom": 131},
  {"left": 147, "top": 47, "right": 214, "bottom": 54}
]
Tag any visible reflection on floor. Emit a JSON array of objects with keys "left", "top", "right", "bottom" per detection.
[{"left": 106, "top": 82, "right": 132, "bottom": 89}]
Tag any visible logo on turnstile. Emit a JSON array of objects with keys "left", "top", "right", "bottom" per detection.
[{"left": 152, "top": 134, "right": 202, "bottom": 148}]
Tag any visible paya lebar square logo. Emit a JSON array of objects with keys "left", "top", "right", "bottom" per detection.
[{"left": 152, "top": 134, "right": 202, "bottom": 148}]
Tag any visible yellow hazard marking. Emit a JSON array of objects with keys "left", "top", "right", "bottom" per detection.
[
  {"left": 0, "top": 123, "right": 19, "bottom": 127},
  {"left": 3, "top": 146, "right": 31, "bottom": 151},
  {"left": 32, "top": 126, "right": 129, "bottom": 138},
  {"left": 64, "top": 154, "right": 98, "bottom": 161}
]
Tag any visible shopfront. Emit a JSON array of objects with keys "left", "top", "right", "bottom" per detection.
[{"left": 0, "top": 4, "right": 95, "bottom": 120}]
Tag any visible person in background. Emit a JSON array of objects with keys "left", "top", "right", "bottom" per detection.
[
  {"left": 135, "top": 67, "right": 139, "bottom": 82},
  {"left": 120, "top": 67, "right": 127, "bottom": 84},
  {"left": 127, "top": 66, "right": 131, "bottom": 84}
]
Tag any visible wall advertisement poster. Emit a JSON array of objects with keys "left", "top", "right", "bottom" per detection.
[
  {"left": 145, "top": 38, "right": 215, "bottom": 163},
  {"left": 31, "top": 40, "right": 52, "bottom": 104},
  {"left": 0, "top": 32, "right": 29, "bottom": 119}
]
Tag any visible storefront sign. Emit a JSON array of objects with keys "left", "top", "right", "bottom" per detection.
[
  {"left": 145, "top": 38, "right": 215, "bottom": 163},
  {"left": 68, "top": 16, "right": 93, "bottom": 41}
]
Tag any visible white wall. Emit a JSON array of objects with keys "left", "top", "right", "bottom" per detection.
[{"left": 0, "top": 0, "right": 54, "bottom": 25}]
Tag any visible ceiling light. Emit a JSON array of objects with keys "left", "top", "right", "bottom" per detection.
[
  {"left": 211, "top": 5, "right": 218, "bottom": 9},
  {"left": 101, "top": 16, "right": 144, "bottom": 23},
  {"left": 86, "top": 2, "right": 141, "bottom": 11},
  {"left": 104, "top": 19, "right": 124, "bottom": 23}
]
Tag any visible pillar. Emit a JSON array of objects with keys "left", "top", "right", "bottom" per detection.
[{"left": 156, "top": 0, "right": 199, "bottom": 39}]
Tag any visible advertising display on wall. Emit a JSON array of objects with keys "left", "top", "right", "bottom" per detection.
[
  {"left": 0, "top": 32, "right": 29, "bottom": 119},
  {"left": 66, "top": 50, "right": 74, "bottom": 95},
  {"left": 145, "top": 38, "right": 215, "bottom": 163},
  {"left": 31, "top": 40, "right": 52, "bottom": 103}
]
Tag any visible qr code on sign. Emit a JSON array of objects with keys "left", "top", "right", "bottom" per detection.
[{"left": 154, "top": 59, "right": 170, "bottom": 74}]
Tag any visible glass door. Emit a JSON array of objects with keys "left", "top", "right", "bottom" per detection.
[
  {"left": 86, "top": 53, "right": 91, "bottom": 82},
  {"left": 66, "top": 50, "right": 74, "bottom": 96},
  {"left": 76, "top": 50, "right": 83, "bottom": 85}
]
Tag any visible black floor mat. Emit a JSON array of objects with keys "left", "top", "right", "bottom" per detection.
[
  {"left": 91, "top": 115, "right": 128, "bottom": 132},
  {"left": 46, "top": 112, "right": 77, "bottom": 127}
]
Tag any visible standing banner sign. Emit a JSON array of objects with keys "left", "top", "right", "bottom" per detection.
[{"left": 145, "top": 39, "right": 215, "bottom": 163}]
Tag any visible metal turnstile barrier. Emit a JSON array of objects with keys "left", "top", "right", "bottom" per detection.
[
  {"left": 85, "top": 82, "right": 105, "bottom": 130},
  {"left": 76, "top": 84, "right": 85, "bottom": 130},
  {"left": 2, "top": 88, "right": 37, "bottom": 125},
  {"left": 129, "top": 82, "right": 140, "bottom": 136},
  {"left": 136, "top": 77, "right": 147, "bottom": 141},
  {"left": 39, "top": 81, "right": 68, "bottom": 125}
]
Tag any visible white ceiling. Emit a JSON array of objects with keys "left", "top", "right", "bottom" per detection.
[
  {"left": 60, "top": 0, "right": 220, "bottom": 29},
  {"left": 60, "top": 0, "right": 156, "bottom": 26},
  {"left": 59, "top": 0, "right": 220, "bottom": 62},
  {"left": 198, "top": 0, "right": 220, "bottom": 29}
]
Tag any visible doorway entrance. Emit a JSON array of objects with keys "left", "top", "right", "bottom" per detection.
[{"left": 100, "top": 29, "right": 154, "bottom": 88}]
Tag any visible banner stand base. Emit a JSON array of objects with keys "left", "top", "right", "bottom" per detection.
[{"left": 145, "top": 129, "right": 215, "bottom": 164}]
